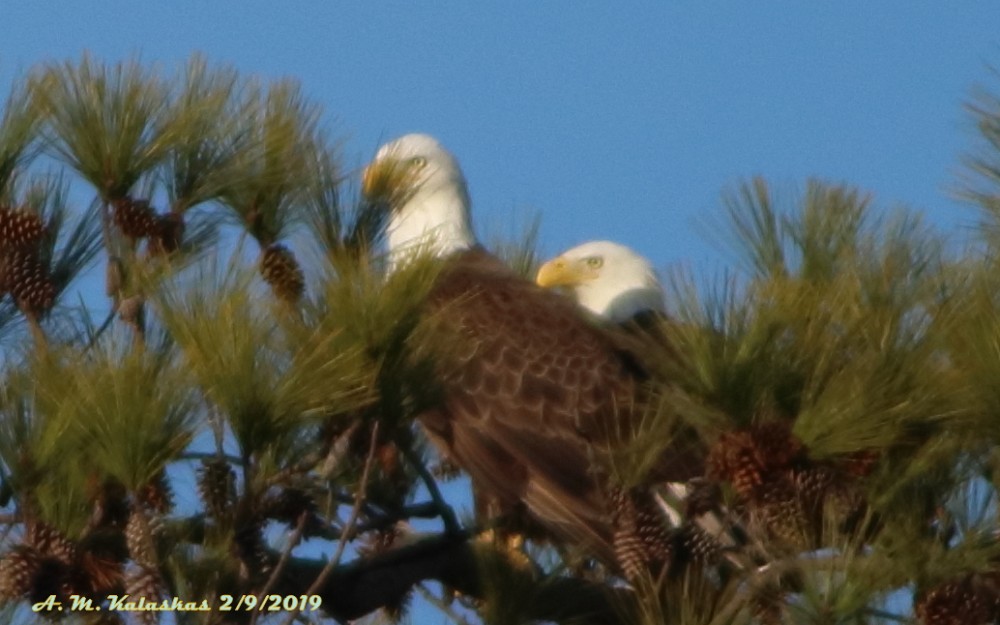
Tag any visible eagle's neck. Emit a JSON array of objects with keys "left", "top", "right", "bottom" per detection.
[
  {"left": 575, "top": 278, "right": 665, "bottom": 324},
  {"left": 387, "top": 185, "right": 475, "bottom": 268}
]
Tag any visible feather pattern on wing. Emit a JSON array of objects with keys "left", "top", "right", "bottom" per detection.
[{"left": 417, "top": 247, "right": 672, "bottom": 562}]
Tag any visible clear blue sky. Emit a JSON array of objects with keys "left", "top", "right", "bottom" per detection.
[
  {"left": 4, "top": 2, "right": 999, "bottom": 273},
  {"left": 3, "top": 3, "right": 1000, "bottom": 623}
]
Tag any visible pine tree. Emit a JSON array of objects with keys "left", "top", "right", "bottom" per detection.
[{"left": 2, "top": 53, "right": 1000, "bottom": 625}]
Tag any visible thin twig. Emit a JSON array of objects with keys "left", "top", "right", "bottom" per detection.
[
  {"left": 250, "top": 511, "right": 310, "bottom": 625},
  {"left": 280, "top": 420, "right": 380, "bottom": 625},
  {"left": 347, "top": 501, "right": 441, "bottom": 538},
  {"left": 261, "top": 442, "right": 331, "bottom": 488},
  {"left": 332, "top": 491, "right": 383, "bottom": 521},
  {"left": 401, "top": 445, "right": 460, "bottom": 535}
]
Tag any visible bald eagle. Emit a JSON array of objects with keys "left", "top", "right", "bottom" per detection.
[
  {"left": 537, "top": 242, "right": 747, "bottom": 556},
  {"left": 535, "top": 240, "right": 684, "bottom": 381},
  {"left": 362, "top": 134, "right": 697, "bottom": 573},
  {"left": 536, "top": 240, "right": 666, "bottom": 329}
]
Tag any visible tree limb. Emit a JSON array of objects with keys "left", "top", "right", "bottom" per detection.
[{"left": 274, "top": 533, "right": 629, "bottom": 625}]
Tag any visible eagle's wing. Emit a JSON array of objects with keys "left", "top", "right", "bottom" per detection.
[{"left": 417, "top": 248, "right": 646, "bottom": 561}]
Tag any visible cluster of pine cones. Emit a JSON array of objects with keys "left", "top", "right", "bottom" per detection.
[
  {"left": 197, "top": 457, "right": 325, "bottom": 579},
  {"left": 707, "top": 421, "right": 870, "bottom": 551},
  {"left": 0, "top": 471, "right": 177, "bottom": 620},
  {"left": 112, "top": 197, "right": 184, "bottom": 255},
  {"left": 0, "top": 206, "right": 54, "bottom": 316},
  {"left": 915, "top": 572, "right": 1000, "bottom": 625}
]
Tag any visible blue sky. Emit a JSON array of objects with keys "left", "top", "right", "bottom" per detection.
[
  {"left": 3, "top": 2, "right": 1000, "bottom": 623},
  {"left": 5, "top": 2, "right": 999, "bottom": 274}
]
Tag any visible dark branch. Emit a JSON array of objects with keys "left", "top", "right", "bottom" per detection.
[
  {"left": 402, "top": 445, "right": 460, "bottom": 535},
  {"left": 274, "top": 533, "right": 629, "bottom": 625}
]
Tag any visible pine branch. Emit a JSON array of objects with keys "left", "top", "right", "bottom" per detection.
[
  {"left": 250, "top": 511, "right": 309, "bottom": 625},
  {"left": 402, "top": 444, "right": 460, "bottom": 535},
  {"left": 273, "top": 533, "right": 628, "bottom": 625},
  {"left": 280, "top": 420, "right": 380, "bottom": 625}
]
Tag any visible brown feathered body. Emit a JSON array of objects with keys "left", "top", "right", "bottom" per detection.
[
  {"left": 363, "top": 134, "right": 703, "bottom": 573},
  {"left": 416, "top": 247, "right": 695, "bottom": 565}
]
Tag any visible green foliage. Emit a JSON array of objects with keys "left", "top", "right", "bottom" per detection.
[
  {"left": 963, "top": 68, "right": 1000, "bottom": 240},
  {"left": 18, "top": 173, "right": 103, "bottom": 297},
  {"left": 0, "top": 344, "right": 194, "bottom": 535},
  {"left": 670, "top": 180, "right": 956, "bottom": 455},
  {"left": 311, "top": 248, "right": 448, "bottom": 430},
  {"left": 152, "top": 253, "right": 371, "bottom": 473},
  {"left": 34, "top": 344, "right": 195, "bottom": 492},
  {"left": 215, "top": 77, "right": 325, "bottom": 244},
  {"left": 163, "top": 56, "right": 253, "bottom": 214},
  {"left": 31, "top": 55, "right": 178, "bottom": 201},
  {"left": 0, "top": 80, "right": 41, "bottom": 197}
]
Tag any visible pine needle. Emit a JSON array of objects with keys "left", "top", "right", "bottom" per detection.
[{"left": 32, "top": 54, "right": 176, "bottom": 201}]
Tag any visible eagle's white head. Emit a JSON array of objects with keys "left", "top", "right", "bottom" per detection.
[
  {"left": 536, "top": 240, "right": 665, "bottom": 323},
  {"left": 362, "top": 133, "right": 475, "bottom": 268}
]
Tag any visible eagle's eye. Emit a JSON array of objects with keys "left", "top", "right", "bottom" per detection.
[
  {"left": 409, "top": 155, "right": 428, "bottom": 170},
  {"left": 586, "top": 257, "right": 603, "bottom": 269}
]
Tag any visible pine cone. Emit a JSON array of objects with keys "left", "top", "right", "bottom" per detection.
[
  {"left": 0, "top": 206, "right": 45, "bottom": 249},
  {"left": 125, "top": 565, "right": 162, "bottom": 625},
  {"left": 259, "top": 243, "right": 305, "bottom": 304},
  {"left": 752, "top": 421, "right": 804, "bottom": 469},
  {"left": 666, "top": 524, "right": 722, "bottom": 574},
  {"left": 791, "top": 465, "right": 838, "bottom": 511},
  {"left": 748, "top": 464, "right": 868, "bottom": 549},
  {"left": 610, "top": 487, "right": 673, "bottom": 580},
  {"left": 112, "top": 197, "right": 158, "bottom": 239},
  {"left": 684, "top": 478, "right": 724, "bottom": 518},
  {"left": 751, "top": 478, "right": 809, "bottom": 547},
  {"left": 234, "top": 515, "right": 270, "bottom": 577},
  {"left": 125, "top": 507, "right": 159, "bottom": 568},
  {"left": 707, "top": 429, "right": 765, "bottom": 498},
  {"left": 197, "top": 457, "right": 236, "bottom": 519},
  {"left": 0, "top": 546, "right": 41, "bottom": 600},
  {"left": 27, "top": 522, "right": 77, "bottom": 565},
  {"left": 148, "top": 212, "right": 185, "bottom": 255},
  {"left": 3, "top": 249, "right": 55, "bottom": 315},
  {"left": 916, "top": 575, "right": 998, "bottom": 625},
  {"left": 136, "top": 472, "right": 173, "bottom": 515},
  {"left": 707, "top": 422, "right": 805, "bottom": 501}
]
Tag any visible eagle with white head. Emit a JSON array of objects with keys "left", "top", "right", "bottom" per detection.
[
  {"left": 362, "top": 134, "right": 697, "bottom": 576},
  {"left": 536, "top": 240, "right": 666, "bottom": 325}
]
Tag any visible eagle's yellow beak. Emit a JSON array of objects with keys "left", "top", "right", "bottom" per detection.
[
  {"left": 361, "top": 156, "right": 425, "bottom": 208},
  {"left": 536, "top": 256, "right": 587, "bottom": 288}
]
